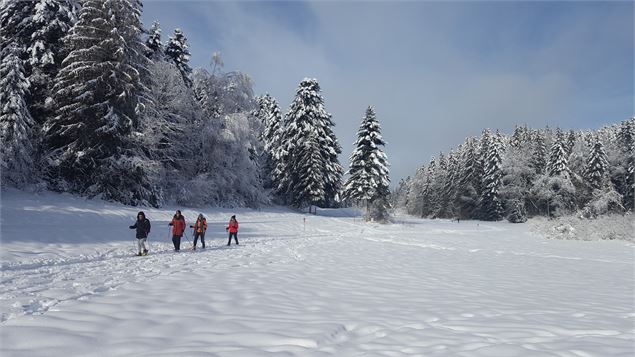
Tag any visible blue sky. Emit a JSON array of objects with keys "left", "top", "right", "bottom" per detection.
[{"left": 141, "top": 0, "right": 634, "bottom": 184}]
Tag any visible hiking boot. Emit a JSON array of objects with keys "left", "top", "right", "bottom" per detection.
[
  {"left": 137, "top": 252, "right": 142, "bottom": 256},
  {"left": 143, "top": 249, "right": 148, "bottom": 256}
]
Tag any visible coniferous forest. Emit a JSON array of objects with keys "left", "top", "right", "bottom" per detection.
[
  {"left": 393, "top": 120, "right": 635, "bottom": 221},
  {"left": 1, "top": 0, "right": 632, "bottom": 224},
  {"left": 0, "top": 0, "right": 393, "bottom": 221}
]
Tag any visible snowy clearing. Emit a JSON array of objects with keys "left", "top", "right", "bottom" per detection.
[{"left": 1, "top": 190, "right": 634, "bottom": 356}]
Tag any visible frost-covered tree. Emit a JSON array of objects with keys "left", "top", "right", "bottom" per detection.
[
  {"left": 547, "top": 129, "right": 571, "bottom": 177},
  {"left": 43, "top": 0, "right": 159, "bottom": 206},
  {"left": 255, "top": 94, "right": 283, "bottom": 189},
  {"left": 501, "top": 128, "right": 534, "bottom": 222},
  {"left": 145, "top": 20, "right": 163, "bottom": 60},
  {"left": 0, "top": 43, "right": 35, "bottom": 187},
  {"left": 584, "top": 138, "right": 609, "bottom": 191},
  {"left": 530, "top": 130, "right": 548, "bottom": 175},
  {"left": 0, "top": 1, "right": 36, "bottom": 49},
  {"left": 454, "top": 137, "right": 480, "bottom": 219},
  {"left": 480, "top": 130, "right": 504, "bottom": 220},
  {"left": 343, "top": 106, "right": 390, "bottom": 220},
  {"left": 184, "top": 67, "right": 267, "bottom": 207},
  {"left": 165, "top": 28, "right": 192, "bottom": 86},
  {"left": 27, "top": 0, "right": 76, "bottom": 123},
  {"left": 530, "top": 129, "right": 576, "bottom": 217},
  {"left": 437, "top": 150, "right": 458, "bottom": 218},
  {"left": 142, "top": 61, "right": 198, "bottom": 171},
  {"left": 277, "top": 78, "right": 342, "bottom": 208}
]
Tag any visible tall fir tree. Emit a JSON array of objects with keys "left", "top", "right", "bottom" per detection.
[
  {"left": 454, "top": 137, "right": 480, "bottom": 219},
  {"left": 258, "top": 94, "right": 283, "bottom": 190},
  {"left": 43, "top": 0, "right": 158, "bottom": 206},
  {"left": 165, "top": 28, "right": 192, "bottom": 86},
  {"left": 27, "top": 0, "right": 77, "bottom": 124},
  {"left": 480, "top": 130, "right": 504, "bottom": 220},
  {"left": 276, "top": 78, "right": 342, "bottom": 208},
  {"left": 343, "top": 106, "right": 390, "bottom": 219},
  {"left": 547, "top": 129, "right": 571, "bottom": 177},
  {"left": 530, "top": 130, "right": 548, "bottom": 175},
  {"left": 584, "top": 138, "right": 609, "bottom": 190},
  {"left": 0, "top": 43, "right": 35, "bottom": 187}
]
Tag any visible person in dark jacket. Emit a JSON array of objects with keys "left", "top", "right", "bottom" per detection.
[
  {"left": 168, "top": 210, "right": 186, "bottom": 251},
  {"left": 129, "top": 211, "right": 151, "bottom": 256},
  {"left": 190, "top": 213, "right": 207, "bottom": 250},
  {"left": 226, "top": 215, "right": 239, "bottom": 246}
]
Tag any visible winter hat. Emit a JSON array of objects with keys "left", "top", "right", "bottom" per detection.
[{"left": 231, "top": 215, "right": 236, "bottom": 220}]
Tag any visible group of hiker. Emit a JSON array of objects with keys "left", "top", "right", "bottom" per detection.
[{"left": 129, "top": 211, "right": 239, "bottom": 256}]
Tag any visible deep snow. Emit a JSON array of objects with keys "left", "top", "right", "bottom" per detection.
[{"left": 1, "top": 189, "right": 633, "bottom": 356}]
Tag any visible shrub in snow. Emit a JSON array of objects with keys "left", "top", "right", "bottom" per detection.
[
  {"left": 582, "top": 188, "right": 624, "bottom": 218},
  {"left": 530, "top": 214, "right": 633, "bottom": 242},
  {"left": 507, "top": 200, "right": 528, "bottom": 223}
]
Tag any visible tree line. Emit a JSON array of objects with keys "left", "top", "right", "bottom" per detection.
[{"left": 393, "top": 119, "right": 635, "bottom": 221}]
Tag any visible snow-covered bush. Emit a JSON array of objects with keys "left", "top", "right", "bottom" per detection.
[{"left": 530, "top": 214, "right": 634, "bottom": 242}]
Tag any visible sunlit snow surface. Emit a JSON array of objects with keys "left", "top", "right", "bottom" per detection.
[{"left": 1, "top": 190, "right": 633, "bottom": 356}]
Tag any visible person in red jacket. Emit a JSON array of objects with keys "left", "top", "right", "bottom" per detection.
[
  {"left": 226, "top": 215, "right": 239, "bottom": 246},
  {"left": 169, "top": 210, "right": 186, "bottom": 251}
]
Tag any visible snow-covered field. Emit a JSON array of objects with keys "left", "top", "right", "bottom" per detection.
[{"left": 1, "top": 190, "right": 633, "bottom": 356}]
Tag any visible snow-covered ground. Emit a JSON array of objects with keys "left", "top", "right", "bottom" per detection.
[{"left": 1, "top": 190, "right": 633, "bottom": 356}]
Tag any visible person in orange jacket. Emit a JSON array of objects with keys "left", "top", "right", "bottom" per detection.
[
  {"left": 190, "top": 213, "right": 207, "bottom": 250},
  {"left": 168, "top": 210, "right": 186, "bottom": 251},
  {"left": 226, "top": 215, "right": 239, "bottom": 246}
]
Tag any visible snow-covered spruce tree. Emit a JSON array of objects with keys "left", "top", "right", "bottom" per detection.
[
  {"left": 437, "top": 149, "right": 458, "bottom": 218},
  {"left": 530, "top": 130, "right": 548, "bottom": 176},
  {"left": 419, "top": 157, "right": 436, "bottom": 217},
  {"left": 165, "top": 28, "right": 192, "bottom": 86},
  {"left": 392, "top": 176, "right": 410, "bottom": 209},
  {"left": 426, "top": 152, "right": 447, "bottom": 217},
  {"left": 0, "top": 0, "right": 36, "bottom": 49},
  {"left": 276, "top": 78, "right": 342, "bottom": 208},
  {"left": 27, "top": 0, "right": 76, "bottom": 124},
  {"left": 547, "top": 129, "right": 571, "bottom": 177},
  {"left": 145, "top": 20, "right": 164, "bottom": 60},
  {"left": 480, "top": 130, "right": 504, "bottom": 221},
  {"left": 453, "top": 137, "right": 480, "bottom": 219},
  {"left": 0, "top": 43, "right": 35, "bottom": 187},
  {"left": 565, "top": 129, "right": 576, "bottom": 157},
  {"left": 295, "top": 132, "right": 325, "bottom": 208},
  {"left": 584, "top": 138, "right": 609, "bottom": 191},
  {"left": 405, "top": 166, "right": 427, "bottom": 216},
  {"left": 343, "top": 106, "right": 391, "bottom": 221},
  {"left": 581, "top": 136, "right": 623, "bottom": 217},
  {"left": 256, "top": 94, "right": 283, "bottom": 190},
  {"left": 43, "top": 0, "right": 159, "bottom": 207}
]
